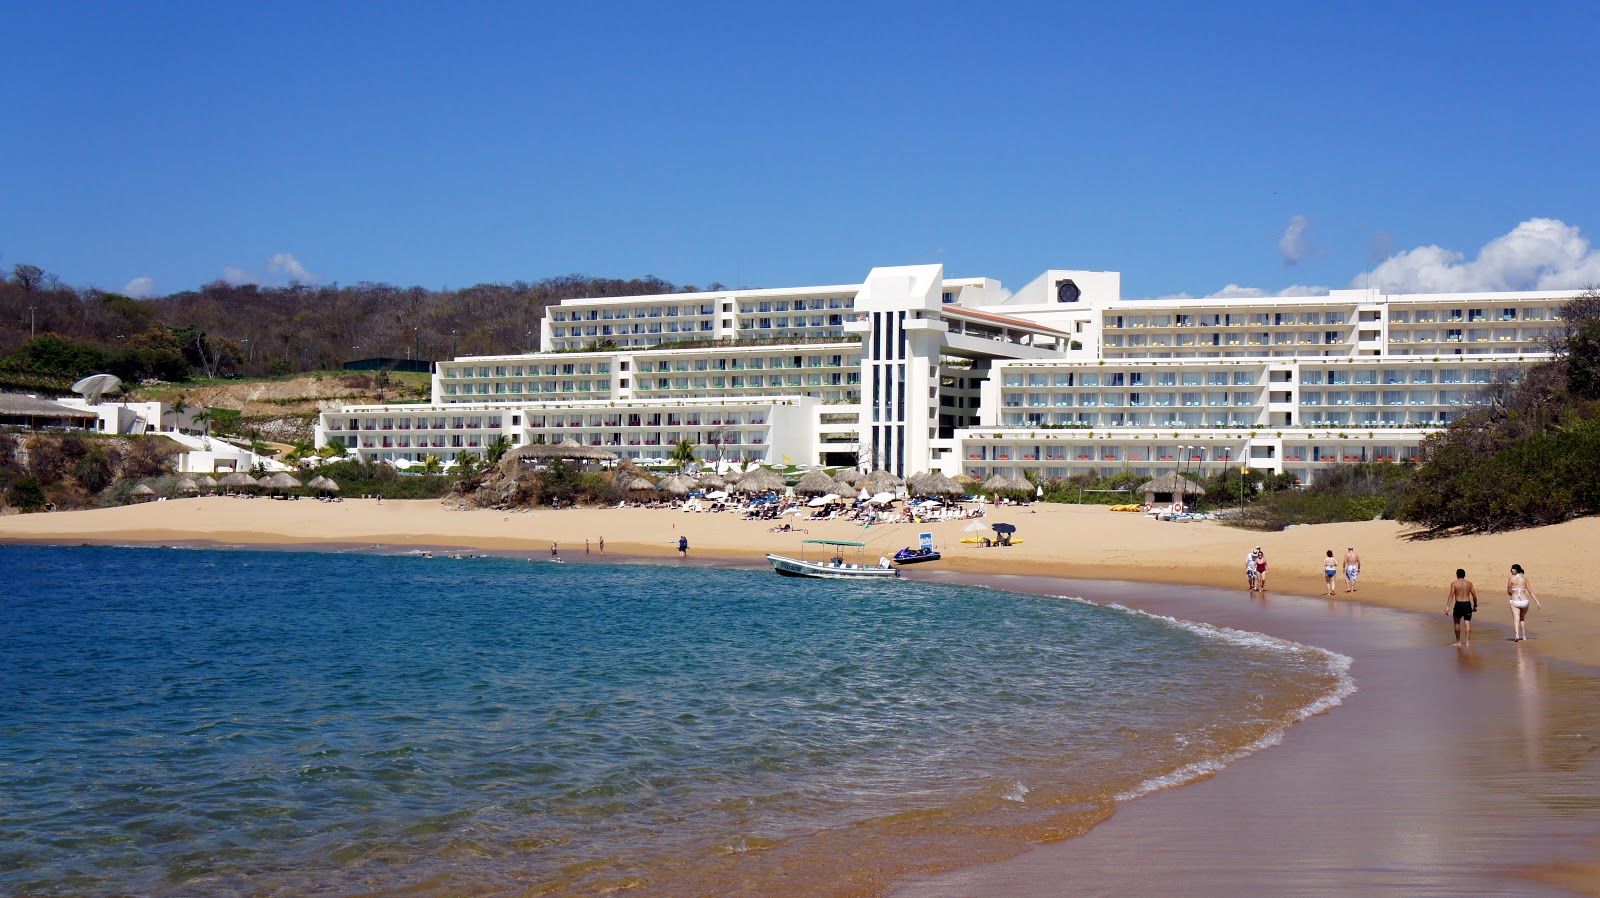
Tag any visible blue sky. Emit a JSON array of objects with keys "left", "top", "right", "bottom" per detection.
[{"left": 4, "top": 2, "right": 1599, "bottom": 299}]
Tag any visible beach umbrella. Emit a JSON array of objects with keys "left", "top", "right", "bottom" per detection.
[
  {"left": 196, "top": 474, "right": 220, "bottom": 488},
  {"left": 981, "top": 474, "right": 1011, "bottom": 492},
  {"left": 870, "top": 491, "right": 896, "bottom": 504},
  {"left": 1005, "top": 476, "right": 1033, "bottom": 494},
  {"left": 175, "top": 477, "right": 200, "bottom": 494},
  {"left": 991, "top": 522, "right": 1018, "bottom": 534},
  {"left": 832, "top": 468, "right": 864, "bottom": 487},
  {"left": 807, "top": 495, "right": 831, "bottom": 507},
  {"left": 705, "top": 489, "right": 728, "bottom": 500},
  {"left": 219, "top": 472, "right": 259, "bottom": 490},
  {"left": 910, "top": 472, "right": 964, "bottom": 497},
  {"left": 696, "top": 473, "right": 727, "bottom": 490},
  {"left": 734, "top": 466, "right": 785, "bottom": 493},
  {"left": 793, "top": 469, "right": 837, "bottom": 495},
  {"left": 260, "top": 472, "right": 302, "bottom": 489},
  {"left": 952, "top": 473, "right": 980, "bottom": 486},
  {"left": 861, "top": 469, "right": 903, "bottom": 492},
  {"left": 657, "top": 473, "right": 695, "bottom": 496},
  {"left": 130, "top": 483, "right": 156, "bottom": 501},
  {"left": 623, "top": 475, "right": 657, "bottom": 493},
  {"left": 308, "top": 475, "right": 340, "bottom": 493},
  {"left": 962, "top": 520, "right": 990, "bottom": 533}
]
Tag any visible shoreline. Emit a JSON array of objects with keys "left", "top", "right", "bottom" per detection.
[
  {"left": 3, "top": 498, "right": 1595, "bottom": 670},
  {"left": 6, "top": 500, "right": 1600, "bottom": 893}
]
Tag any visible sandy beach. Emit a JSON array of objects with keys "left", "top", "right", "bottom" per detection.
[
  {"left": 5, "top": 499, "right": 1600, "bottom": 894},
  {"left": 3, "top": 498, "right": 1594, "bottom": 669}
]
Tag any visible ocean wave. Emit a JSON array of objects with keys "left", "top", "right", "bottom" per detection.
[{"left": 1056, "top": 597, "right": 1359, "bottom": 802}]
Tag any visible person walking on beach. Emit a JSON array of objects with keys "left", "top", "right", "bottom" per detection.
[
  {"left": 1507, "top": 563, "right": 1541, "bottom": 642},
  {"left": 678, "top": 535, "right": 688, "bottom": 557},
  {"left": 1323, "top": 550, "right": 1338, "bottom": 596},
  {"left": 551, "top": 541, "right": 558, "bottom": 558},
  {"left": 1447, "top": 569, "right": 1478, "bottom": 646},
  {"left": 598, "top": 535, "right": 605, "bottom": 554},
  {"left": 1343, "top": 547, "right": 1362, "bottom": 592},
  {"left": 1254, "top": 548, "right": 1269, "bottom": 592},
  {"left": 1245, "top": 548, "right": 1261, "bottom": 593},
  {"left": 585, "top": 537, "right": 590, "bottom": 555}
]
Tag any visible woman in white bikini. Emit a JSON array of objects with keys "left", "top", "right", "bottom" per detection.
[{"left": 1506, "top": 563, "right": 1541, "bottom": 642}]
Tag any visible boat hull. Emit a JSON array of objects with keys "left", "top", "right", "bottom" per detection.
[
  {"left": 766, "top": 554, "right": 900, "bottom": 579},
  {"left": 893, "top": 551, "right": 941, "bottom": 565}
]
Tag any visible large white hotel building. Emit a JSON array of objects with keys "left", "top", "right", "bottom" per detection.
[{"left": 316, "top": 264, "right": 1570, "bottom": 485}]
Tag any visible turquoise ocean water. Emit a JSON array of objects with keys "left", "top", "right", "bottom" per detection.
[{"left": 1, "top": 546, "right": 1350, "bottom": 896}]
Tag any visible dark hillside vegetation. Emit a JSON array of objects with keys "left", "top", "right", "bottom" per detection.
[{"left": 0, "top": 264, "right": 716, "bottom": 385}]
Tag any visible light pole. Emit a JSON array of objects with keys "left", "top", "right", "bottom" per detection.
[
  {"left": 451, "top": 329, "right": 458, "bottom": 359},
  {"left": 28, "top": 305, "right": 36, "bottom": 340}
]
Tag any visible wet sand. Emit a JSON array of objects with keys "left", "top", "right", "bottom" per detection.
[
  {"left": 5, "top": 500, "right": 1600, "bottom": 893},
  {"left": 891, "top": 572, "right": 1600, "bottom": 896}
]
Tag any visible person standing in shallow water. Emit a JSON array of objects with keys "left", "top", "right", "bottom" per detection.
[
  {"left": 1447, "top": 569, "right": 1478, "bottom": 647},
  {"left": 678, "top": 535, "right": 688, "bottom": 557},
  {"left": 1507, "top": 563, "right": 1541, "bottom": 642},
  {"left": 1323, "top": 550, "right": 1338, "bottom": 596}
]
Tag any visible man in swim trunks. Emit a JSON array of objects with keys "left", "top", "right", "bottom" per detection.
[
  {"left": 1343, "top": 546, "right": 1361, "bottom": 592},
  {"left": 1446, "top": 568, "right": 1478, "bottom": 646}
]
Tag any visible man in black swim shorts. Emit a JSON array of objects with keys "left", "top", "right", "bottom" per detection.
[{"left": 1446, "top": 568, "right": 1478, "bottom": 647}]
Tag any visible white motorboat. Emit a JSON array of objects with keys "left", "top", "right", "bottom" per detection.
[{"left": 766, "top": 539, "right": 900, "bottom": 579}]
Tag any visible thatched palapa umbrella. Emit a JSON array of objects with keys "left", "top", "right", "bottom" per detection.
[
  {"left": 696, "top": 473, "right": 727, "bottom": 490},
  {"left": 622, "top": 475, "right": 657, "bottom": 494},
  {"left": 260, "top": 472, "right": 302, "bottom": 491},
  {"left": 832, "top": 468, "right": 864, "bottom": 487},
  {"left": 952, "top": 473, "right": 980, "bottom": 487},
  {"left": 792, "top": 469, "right": 837, "bottom": 495},
  {"left": 1005, "top": 476, "right": 1034, "bottom": 494},
  {"left": 656, "top": 473, "right": 696, "bottom": 496},
  {"left": 308, "top": 475, "right": 340, "bottom": 493},
  {"left": 175, "top": 477, "right": 200, "bottom": 494},
  {"left": 734, "top": 466, "right": 786, "bottom": 494},
  {"left": 1137, "top": 472, "right": 1205, "bottom": 506},
  {"left": 860, "top": 469, "right": 903, "bottom": 493},
  {"left": 906, "top": 471, "right": 965, "bottom": 497},
  {"left": 131, "top": 483, "right": 157, "bottom": 502},
  {"left": 219, "top": 472, "right": 259, "bottom": 490},
  {"left": 196, "top": 474, "right": 220, "bottom": 493},
  {"left": 981, "top": 474, "right": 1011, "bottom": 493}
]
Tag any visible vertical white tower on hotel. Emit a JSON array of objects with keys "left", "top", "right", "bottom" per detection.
[{"left": 846, "top": 264, "right": 948, "bottom": 476}]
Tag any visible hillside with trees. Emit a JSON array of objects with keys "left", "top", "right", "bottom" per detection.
[{"left": 0, "top": 263, "right": 718, "bottom": 389}]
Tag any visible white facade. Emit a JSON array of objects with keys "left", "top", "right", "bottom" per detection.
[{"left": 318, "top": 264, "right": 1572, "bottom": 485}]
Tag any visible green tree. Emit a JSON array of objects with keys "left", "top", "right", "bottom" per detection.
[
  {"left": 1566, "top": 316, "right": 1600, "bottom": 400},
  {"left": 72, "top": 446, "right": 115, "bottom": 494},
  {"left": 5, "top": 476, "right": 47, "bottom": 511},
  {"left": 484, "top": 434, "right": 513, "bottom": 464},
  {"left": 669, "top": 438, "right": 697, "bottom": 471}
]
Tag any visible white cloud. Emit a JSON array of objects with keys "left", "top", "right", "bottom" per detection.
[
  {"left": 121, "top": 276, "right": 156, "bottom": 298},
  {"left": 1278, "top": 215, "right": 1311, "bottom": 266},
  {"left": 222, "top": 252, "right": 324, "bottom": 286},
  {"left": 1358, "top": 218, "right": 1600, "bottom": 293},
  {"left": 1207, "top": 283, "right": 1327, "bottom": 299},
  {"left": 1155, "top": 283, "right": 1329, "bottom": 301}
]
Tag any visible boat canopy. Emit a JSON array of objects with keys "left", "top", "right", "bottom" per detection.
[{"left": 803, "top": 539, "right": 866, "bottom": 547}]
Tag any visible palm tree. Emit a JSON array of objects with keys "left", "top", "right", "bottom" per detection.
[
  {"left": 484, "top": 434, "right": 513, "bottom": 464},
  {"left": 165, "top": 396, "right": 189, "bottom": 433},
  {"left": 669, "top": 438, "right": 697, "bottom": 471},
  {"left": 422, "top": 454, "right": 443, "bottom": 474},
  {"left": 191, "top": 409, "right": 212, "bottom": 439},
  {"left": 455, "top": 453, "right": 483, "bottom": 479}
]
